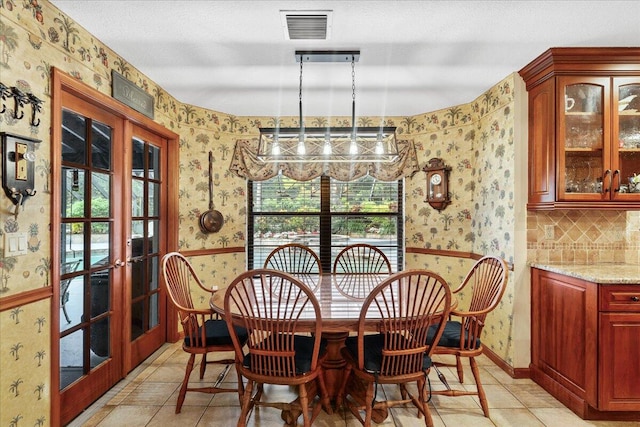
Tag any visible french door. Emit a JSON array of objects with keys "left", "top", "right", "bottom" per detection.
[
  {"left": 58, "top": 93, "right": 125, "bottom": 424},
  {"left": 126, "top": 125, "right": 167, "bottom": 370},
  {"left": 53, "top": 69, "right": 175, "bottom": 425}
]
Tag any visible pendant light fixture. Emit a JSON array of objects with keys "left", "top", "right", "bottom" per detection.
[{"left": 257, "top": 50, "right": 398, "bottom": 163}]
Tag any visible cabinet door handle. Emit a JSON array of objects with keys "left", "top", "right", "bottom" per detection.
[
  {"left": 612, "top": 169, "right": 620, "bottom": 193},
  {"left": 603, "top": 169, "right": 612, "bottom": 193},
  {"left": 631, "top": 296, "right": 640, "bottom": 302}
]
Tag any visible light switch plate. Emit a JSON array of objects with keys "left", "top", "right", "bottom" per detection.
[{"left": 4, "top": 232, "right": 28, "bottom": 256}]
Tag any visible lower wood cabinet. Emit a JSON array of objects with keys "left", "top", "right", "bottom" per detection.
[{"left": 531, "top": 268, "right": 640, "bottom": 420}]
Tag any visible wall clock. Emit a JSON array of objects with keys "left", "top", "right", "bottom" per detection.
[{"left": 423, "top": 157, "right": 451, "bottom": 211}]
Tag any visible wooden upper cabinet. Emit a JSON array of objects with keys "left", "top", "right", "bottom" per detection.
[{"left": 519, "top": 48, "right": 640, "bottom": 210}]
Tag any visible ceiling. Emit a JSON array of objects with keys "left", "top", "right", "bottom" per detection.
[{"left": 50, "top": 1, "right": 640, "bottom": 118}]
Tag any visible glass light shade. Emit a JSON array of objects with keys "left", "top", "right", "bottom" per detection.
[
  {"left": 257, "top": 127, "right": 398, "bottom": 163},
  {"left": 323, "top": 136, "right": 333, "bottom": 155}
]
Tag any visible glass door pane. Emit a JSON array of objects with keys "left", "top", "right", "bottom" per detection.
[
  {"left": 60, "top": 108, "right": 113, "bottom": 389},
  {"left": 130, "top": 136, "right": 163, "bottom": 341},
  {"left": 615, "top": 80, "right": 640, "bottom": 196},
  {"left": 559, "top": 79, "right": 607, "bottom": 199}
]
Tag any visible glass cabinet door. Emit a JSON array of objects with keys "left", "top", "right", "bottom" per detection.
[
  {"left": 558, "top": 77, "right": 610, "bottom": 200},
  {"left": 612, "top": 78, "right": 640, "bottom": 199}
]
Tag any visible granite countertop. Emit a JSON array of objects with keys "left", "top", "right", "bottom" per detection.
[{"left": 530, "top": 263, "right": 640, "bottom": 284}]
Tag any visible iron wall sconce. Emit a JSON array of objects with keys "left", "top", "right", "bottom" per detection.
[
  {"left": 423, "top": 157, "right": 452, "bottom": 211},
  {"left": 2, "top": 132, "right": 40, "bottom": 219},
  {"left": 0, "top": 82, "right": 43, "bottom": 127}
]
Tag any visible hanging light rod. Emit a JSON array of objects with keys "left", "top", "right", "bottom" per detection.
[{"left": 295, "top": 50, "right": 360, "bottom": 63}]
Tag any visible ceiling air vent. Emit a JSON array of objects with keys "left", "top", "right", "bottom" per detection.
[{"left": 280, "top": 10, "right": 333, "bottom": 40}]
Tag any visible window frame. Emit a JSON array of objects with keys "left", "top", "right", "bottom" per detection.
[{"left": 247, "top": 175, "right": 404, "bottom": 272}]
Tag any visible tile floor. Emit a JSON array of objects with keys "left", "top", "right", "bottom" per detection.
[{"left": 69, "top": 342, "right": 639, "bottom": 427}]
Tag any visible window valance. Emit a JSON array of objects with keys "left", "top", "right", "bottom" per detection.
[{"left": 229, "top": 138, "right": 420, "bottom": 182}]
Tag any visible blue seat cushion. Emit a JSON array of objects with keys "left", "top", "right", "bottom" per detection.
[
  {"left": 427, "top": 321, "right": 481, "bottom": 349},
  {"left": 243, "top": 335, "right": 326, "bottom": 375},
  {"left": 184, "top": 319, "right": 248, "bottom": 347},
  {"left": 344, "top": 333, "right": 432, "bottom": 374}
]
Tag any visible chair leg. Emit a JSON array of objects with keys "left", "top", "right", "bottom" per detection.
[
  {"left": 413, "top": 377, "right": 431, "bottom": 427},
  {"left": 456, "top": 355, "right": 464, "bottom": 383},
  {"left": 470, "top": 357, "right": 490, "bottom": 417},
  {"left": 299, "top": 382, "right": 310, "bottom": 427},
  {"left": 237, "top": 379, "right": 254, "bottom": 427},
  {"left": 176, "top": 353, "right": 196, "bottom": 414},
  {"left": 363, "top": 381, "right": 374, "bottom": 427},
  {"left": 235, "top": 365, "right": 244, "bottom": 405},
  {"left": 399, "top": 383, "right": 408, "bottom": 400},
  {"left": 200, "top": 353, "right": 207, "bottom": 379}
]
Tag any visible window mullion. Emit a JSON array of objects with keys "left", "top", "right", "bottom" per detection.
[
  {"left": 247, "top": 180, "right": 255, "bottom": 269},
  {"left": 319, "top": 176, "right": 332, "bottom": 272}
]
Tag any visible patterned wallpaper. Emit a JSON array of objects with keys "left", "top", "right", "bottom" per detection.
[
  {"left": 1, "top": 299, "right": 50, "bottom": 427},
  {"left": 1, "top": 1, "right": 637, "bottom": 425},
  {"left": 403, "top": 75, "right": 517, "bottom": 364}
]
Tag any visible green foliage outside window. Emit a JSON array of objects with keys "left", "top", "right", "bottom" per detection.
[{"left": 70, "top": 198, "right": 110, "bottom": 234}]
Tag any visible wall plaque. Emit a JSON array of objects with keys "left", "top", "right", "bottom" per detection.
[{"left": 111, "top": 71, "right": 154, "bottom": 119}]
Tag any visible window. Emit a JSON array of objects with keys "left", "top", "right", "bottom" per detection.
[{"left": 248, "top": 174, "right": 403, "bottom": 272}]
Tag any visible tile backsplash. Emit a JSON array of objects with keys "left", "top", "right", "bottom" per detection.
[{"left": 527, "top": 210, "right": 640, "bottom": 265}]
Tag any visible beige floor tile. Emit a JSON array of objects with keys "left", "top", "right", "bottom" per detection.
[
  {"left": 206, "top": 389, "right": 243, "bottom": 407},
  {"left": 507, "top": 383, "right": 565, "bottom": 408},
  {"left": 145, "top": 365, "right": 188, "bottom": 382},
  {"left": 390, "top": 405, "right": 446, "bottom": 427},
  {"left": 489, "top": 408, "right": 545, "bottom": 427},
  {"left": 131, "top": 365, "right": 160, "bottom": 383},
  {"left": 150, "top": 343, "right": 180, "bottom": 364},
  {"left": 164, "top": 350, "right": 193, "bottom": 366},
  {"left": 165, "top": 387, "right": 215, "bottom": 408},
  {"left": 471, "top": 383, "right": 525, "bottom": 409},
  {"left": 430, "top": 392, "right": 480, "bottom": 410},
  {"left": 77, "top": 406, "right": 114, "bottom": 427},
  {"left": 105, "top": 382, "right": 138, "bottom": 405},
  {"left": 196, "top": 405, "right": 248, "bottom": 426},
  {"left": 120, "top": 382, "right": 178, "bottom": 406},
  {"left": 436, "top": 407, "right": 496, "bottom": 426},
  {"left": 94, "top": 405, "right": 159, "bottom": 427},
  {"left": 146, "top": 405, "right": 206, "bottom": 427}
]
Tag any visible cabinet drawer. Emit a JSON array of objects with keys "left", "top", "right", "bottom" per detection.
[{"left": 600, "top": 286, "right": 640, "bottom": 312}]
